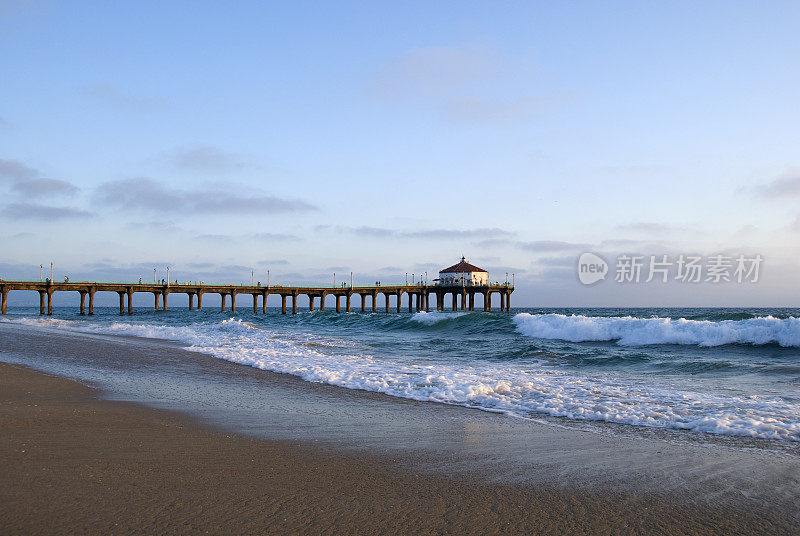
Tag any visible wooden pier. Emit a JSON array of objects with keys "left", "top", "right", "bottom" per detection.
[{"left": 0, "top": 281, "right": 514, "bottom": 315}]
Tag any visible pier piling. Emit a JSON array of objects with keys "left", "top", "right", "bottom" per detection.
[{"left": 0, "top": 281, "right": 512, "bottom": 316}]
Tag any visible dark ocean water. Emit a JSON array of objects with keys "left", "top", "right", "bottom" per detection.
[{"left": 6, "top": 306, "right": 800, "bottom": 442}]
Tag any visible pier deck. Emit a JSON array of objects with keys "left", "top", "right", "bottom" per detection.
[{"left": 0, "top": 281, "right": 513, "bottom": 315}]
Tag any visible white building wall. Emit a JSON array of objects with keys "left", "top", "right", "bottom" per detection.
[{"left": 439, "top": 271, "right": 489, "bottom": 285}]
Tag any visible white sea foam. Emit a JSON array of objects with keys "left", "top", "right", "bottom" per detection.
[
  {"left": 513, "top": 313, "right": 800, "bottom": 347},
  {"left": 411, "top": 311, "right": 467, "bottom": 325},
  {"left": 11, "top": 316, "right": 800, "bottom": 441}
]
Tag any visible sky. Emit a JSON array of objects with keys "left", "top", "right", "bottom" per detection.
[{"left": 1, "top": 0, "right": 800, "bottom": 306}]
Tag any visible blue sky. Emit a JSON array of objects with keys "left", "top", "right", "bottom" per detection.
[{"left": 2, "top": 1, "right": 799, "bottom": 306}]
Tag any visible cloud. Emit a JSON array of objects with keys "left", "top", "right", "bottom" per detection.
[
  {"left": 82, "top": 83, "right": 166, "bottom": 111},
  {"left": 517, "top": 240, "right": 592, "bottom": 252},
  {"left": 374, "top": 45, "right": 543, "bottom": 124},
  {"left": 536, "top": 256, "right": 576, "bottom": 267},
  {"left": 125, "top": 219, "right": 181, "bottom": 232},
  {"left": 219, "top": 264, "right": 253, "bottom": 272},
  {"left": 3, "top": 202, "right": 92, "bottom": 220},
  {"left": 0, "top": 158, "right": 37, "bottom": 182},
  {"left": 439, "top": 96, "right": 540, "bottom": 124},
  {"left": 404, "top": 228, "right": 513, "bottom": 239},
  {"left": 411, "top": 262, "right": 440, "bottom": 271},
  {"left": 377, "top": 45, "right": 499, "bottom": 97},
  {"left": 472, "top": 238, "right": 515, "bottom": 248},
  {"left": 258, "top": 259, "right": 290, "bottom": 265},
  {"left": 759, "top": 169, "right": 800, "bottom": 197},
  {"left": 95, "top": 177, "right": 317, "bottom": 215},
  {"left": 166, "top": 145, "right": 244, "bottom": 174},
  {"left": 341, "top": 226, "right": 513, "bottom": 240},
  {"left": 195, "top": 232, "right": 296, "bottom": 242},
  {"left": 250, "top": 232, "right": 298, "bottom": 241},
  {"left": 615, "top": 222, "right": 673, "bottom": 234},
  {"left": 12, "top": 178, "right": 79, "bottom": 197},
  {"left": 351, "top": 226, "right": 396, "bottom": 238},
  {"left": 195, "top": 234, "right": 235, "bottom": 243}
]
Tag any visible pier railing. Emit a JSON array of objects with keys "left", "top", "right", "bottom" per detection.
[{"left": 0, "top": 279, "right": 514, "bottom": 316}]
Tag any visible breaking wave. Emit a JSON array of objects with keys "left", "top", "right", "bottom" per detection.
[
  {"left": 9, "top": 315, "right": 800, "bottom": 442},
  {"left": 513, "top": 313, "right": 800, "bottom": 347}
]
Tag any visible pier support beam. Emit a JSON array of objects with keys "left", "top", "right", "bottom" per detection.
[
  {"left": 230, "top": 292, "right": 236, "bottom": 313},
  {"left": 408, "top": 293, "right": 413, "bottom": 313},
  {"left": 384, "top": 293, "right": 390, "bottom": 313},
  {"left": 292, "top": 293, "right": 298, "bottom": 314},
  {"left": 127, "top": 290, "right": 133, "bottom": 315},
  {"left": 308, "top": 294, "right": 315, "bottom": 312},
  {"left": 1, "top": 288, "right": 7, "bottom": 315},
  {"left": 281, "top": 294, "right": 287, "bottom": 314},
  {"left": 197, "top": 292, "right": 204, "bottom": 311},
  {"left": 484, "top": 291, "right": 491, "bottom": 312},
  {"left": 506, "top": 292, "right": 511, "bottom": 311},
  {"left": 460, "top": 290, "right": 467, "bottom": 311},
  {"left": 360, "top": 294, "right": 366, "bottom": 313},
  {"left": 371, "top": 291, "right": 377, "bottom": 313},
  {"left": 47, "top": 290, "right": 54, "bottom": 315},
  {"left": 154, "top": 292, "right": 160, "bottom": 311},
  {"left": 188, "top": 293, "right": 194, "bottom": 310},
  {"left": 252, "top": 293, "right": 258, "bottom": 314},
  {"left": 262, "top": 292, "right": 268, "bottom": 314},
  {"left": 335, "top": 295, "right": 341, "bottom": 313},
  {"left": 396, "top": 292, "right": 402, "bottom": 313},
  {"left": 87, "top": 290, "right": 94, "bottom": 316},
  {"left": 162, "top": 291, "right": 168, "bottom": 311},
  {"left": 118, "top": 291, "right": 125, "bottom": 315},
  {"left": 346, "top": 293, "right": 351, "bottom": 313},
  {"left": 500, "top": 293, "right": 505, "bottom": 312},
  {"left": 40, "top": 290, "right": 47, "bottom": 315},
  {"left": 452, "top": 292, "right": 457, "bottom": 311},
  {"left": 220, "top": 293, "right": 226, "bottom": 312},
  {"left": 320, "top": 293, "right": 326, "bottom": 312}
]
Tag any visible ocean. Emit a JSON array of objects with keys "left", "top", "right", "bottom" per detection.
[{"left": 6, "top": 306, "right": 800, "bottom": 443}]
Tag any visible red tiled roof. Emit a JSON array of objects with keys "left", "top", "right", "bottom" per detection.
[{"left": 439, "top": 258, "right": 487, "bottom": 273}]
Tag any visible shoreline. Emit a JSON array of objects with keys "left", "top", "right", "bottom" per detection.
[{"left": 1, "top": 322, "right": 799, "bottom": 534}]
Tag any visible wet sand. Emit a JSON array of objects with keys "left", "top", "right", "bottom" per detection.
[{"left": 0, "top": 323, "right": 798, "bottom": 534}]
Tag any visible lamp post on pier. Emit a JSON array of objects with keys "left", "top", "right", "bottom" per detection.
[{"left": 50, "top": 262, "right": 53, "bottom": 282}]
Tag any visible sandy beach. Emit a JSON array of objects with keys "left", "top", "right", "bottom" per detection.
[{"left": 0, "top": 322, "right": 798, "bottom": 535}]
